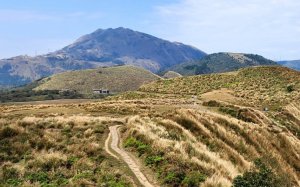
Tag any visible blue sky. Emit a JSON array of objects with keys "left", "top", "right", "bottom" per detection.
[{"left": 0, "top": 0, "right": 299, "bottom": 60}]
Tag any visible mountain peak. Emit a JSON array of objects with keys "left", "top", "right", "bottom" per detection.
[{"left": 0, "top": 27, "right": 206, "bottom": 87}]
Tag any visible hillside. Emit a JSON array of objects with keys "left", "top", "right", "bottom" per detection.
[
  {"left": 278, "top": 60, "right": 300, "bottom": 70},
  {"left": 167, "top": 52, "right": 277, "bottom": 76},
  {"left": 1, "top": 80, "right": 299, "bottom": 186},
  {"left": 34, "top": 65, "right": 160, "bottom": 94},
  {"left": 0, "top": 27, "right": 206, "bottom": 87},
  {"left": 162, "top": 71, "right": 182, "bottom": 79},
  {"left": 140, "top": 66, "right": 300, "bottom": 108}
]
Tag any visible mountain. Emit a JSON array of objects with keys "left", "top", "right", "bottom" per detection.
[
  {"left": 0, "top": 27, "right": 206, "bottom": 87},
  {"left": 278, "top": 60, "right": 300, "bottom": 70},
  {"left": 34, "top": 65, "right": 160, "bottom": 94},
  {"left": 166, "top": 52, "right": 277, "bottom": 76}
]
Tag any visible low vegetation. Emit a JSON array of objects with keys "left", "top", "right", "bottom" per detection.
[
  {"left": 0, "top": 89, "right": 84, "bottom": 103},
  {"left": 0, "top": 115, "right": 133, "bottom": 186},
  {"left": 120, "top": 105, "right": 300, "bottom": 186},
  {"left": 34, "top": 65, "right": 161, "bottom": 94},
  {"left": 1, "top": 66, "right": 299, "bottom": 186},
  {"left": 140, "top": 66, "right": 300, "bottom": 109}
]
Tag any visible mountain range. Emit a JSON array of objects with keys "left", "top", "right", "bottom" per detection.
[
  {"left": 1, "top": 27, "right": 296, "bottom": 89},
  {"left": 0, "top": 27, "right": 206, "bottom": 87},
  {"left": 278, "top": 60, "right": 300, "bottom": 70}
]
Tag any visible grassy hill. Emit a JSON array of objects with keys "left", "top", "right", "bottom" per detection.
[
  {"left": 35, "top": 65, "right": 160, "bottom": 94},
  {"left": 167, "top": 52, "right": 277, "bottom": 76},
  {"left": 140, "top": 66, "right": 300, "bottom": 109},
  {"left": 162, "top": 71, "right": 182, "bottom": 79}
]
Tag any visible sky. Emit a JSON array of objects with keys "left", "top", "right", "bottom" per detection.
[{"left": 0, "top": 0, "right": 299, "bottom": 60}]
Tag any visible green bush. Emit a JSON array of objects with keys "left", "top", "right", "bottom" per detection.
[
  {"left": 163, "top": 171, "right": 185, "bottom": 185},
  {"left": 25, "top": 171, "right": 49, "bottom": 185},
  {"left": 6, "top": 178, "right": 23, "bottom": 186},
  {"left": 124, "top": 137, "right": 149, "bottom": 156},
  {"left": 287, "top": 84, "right": 295, "bottom": 92},
  {"left": 124, "top": 137, "right": 137, "bottom": 148},
  {"left": 233, "top": 159, "right": 281, "bottom": 187},
  {"left": 145, "top": 155, "right": 164, "bottom": 167},
  {"left": 182, "top": 171, "right": 206, "bottom": 187}
]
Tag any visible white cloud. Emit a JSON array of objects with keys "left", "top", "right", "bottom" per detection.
[{"left": 151, "top": 0, "right": 300, "bottom": 59}]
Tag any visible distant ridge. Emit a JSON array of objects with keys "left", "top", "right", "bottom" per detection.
[
  {"left": 0, "top": 27, "right": 206, "bottom": 87},
  {"left": 278, "top": 60, "right": 300, "bottom": 70},
  {"left": 167, "top": 52, "right": 277, "bottom": 76}
]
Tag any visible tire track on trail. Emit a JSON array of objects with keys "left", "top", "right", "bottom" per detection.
[{"left": 105, "top": 125, "right": 154, "bottom": 187}]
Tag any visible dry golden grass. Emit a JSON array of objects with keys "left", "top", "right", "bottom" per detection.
[
  {"left": 34, "top": 65, "right": 160, "bottom": 94},
  {"left": 0, "top": 113, "right": 133, "bottom": 186},
  {"left": 1, "top": 77, "right": 299, "bottom": 186},
  {"left": 121, "top": 104, "right": 300, "bottom": 186},
  {"left": 140, "top": 66, "right": 300, "bottom": 109}
]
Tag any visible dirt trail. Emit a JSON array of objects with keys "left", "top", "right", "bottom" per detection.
[{"left": 105, "top": 125, "right": 154, "bottom": 187}]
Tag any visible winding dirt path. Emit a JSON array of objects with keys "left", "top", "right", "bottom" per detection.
[{"left": 105, "top": 125, "right": 154, "bottom": 187}]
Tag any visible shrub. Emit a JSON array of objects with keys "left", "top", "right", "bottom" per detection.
[
  {"left": 124, "top": 137, "right": 137, "bottom": 148},
  {"left": 182, "top": 171, "right": 206, "bottom": 187},
  {"left": 203, "top": 100, "right": 220, "bottom": 107},
  {"left": 0, "top": 127, "right": 19, "bottom": 139},
  {"left": 6, "top": 178, "right": 23, "bottom": 186},
  {"left": 124, "top": 137, "right": 149, "bottom": 156},
  {"left": 2, "top": 167, "right": 19, "bottom": 181},
  {"left": 286, "top": 84, "right": 295, "bottom": 92},
  {"left": 233, "top": 159, "right": 281, "bottom": 187},
  {"left": 163, "top": 171, "right": 185, "bottom": 185},
  {"left": 145, "top": 155, "right": 164, "bottom": 167},
  {"left": 219, "top": 106, "right": 238, "bottom": 118},
  {"left": 25, "top": 171, "right": 49, "bottom": 185}
]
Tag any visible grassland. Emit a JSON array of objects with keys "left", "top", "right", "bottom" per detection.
[
  {"left": 140, "top": 66, "right": 300, "bottom": 109},
  {"left": 35, "top": 65, "right": 161, "bottom": 94},
  {"left": 0, "top": 66, "right": 299, "bottom": 187}
]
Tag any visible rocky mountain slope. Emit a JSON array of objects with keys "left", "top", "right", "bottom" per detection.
[
  {"left": 0, "top": 27, "right": 206, "bottom": 87},
  {"left": 166, "top": 52, "right": 277, "bottom": 76},
  {"left": 278, "top": 60, "right": 300, "bottom": 70}
]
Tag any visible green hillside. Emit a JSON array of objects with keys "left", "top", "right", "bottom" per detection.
[
  {"left": 35, "top": 66, "right": 161, "bottom": 94},
  {"left": 168, "top": 52, "right": 277, "bottom": 76}
]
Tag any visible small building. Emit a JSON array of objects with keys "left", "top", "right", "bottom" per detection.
[{"left": 93, "top": 89, "right": 110, "bottom": 94}]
